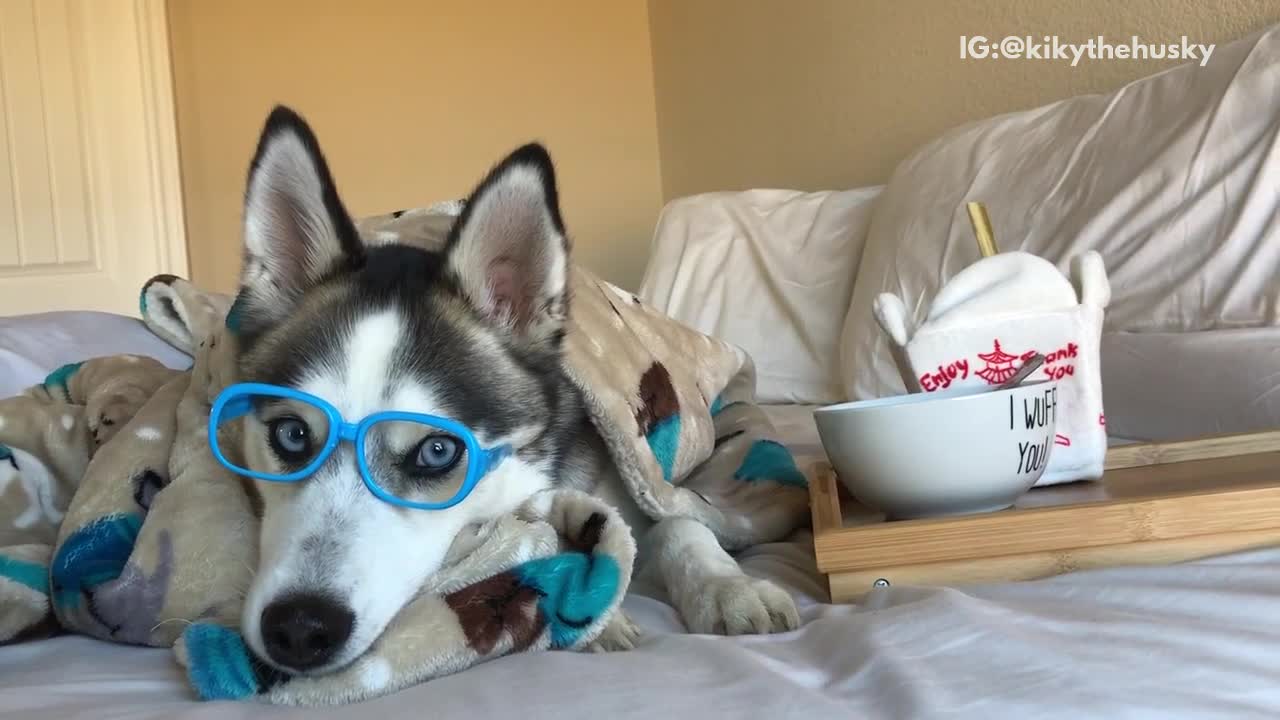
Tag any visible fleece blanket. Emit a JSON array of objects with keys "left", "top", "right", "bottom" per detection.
[{"left": 0, "top": 204, "right": 809, "bottom": 704}]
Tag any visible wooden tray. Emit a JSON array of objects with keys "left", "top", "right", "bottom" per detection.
[{"left": 809, "top": 430, "right": 1280, "bottom": 602}]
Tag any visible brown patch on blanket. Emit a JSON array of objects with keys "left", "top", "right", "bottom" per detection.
[
  {"left": 10, "top": 613, "right": 59, "bottom": 643},
  {"left": 445, "top": 572, "right": 546, "bottom": 655},
  {"left": 634, "top": 362, "right": 679, "bottom": 436},
  {"left": 565, "top": 512, "right": 607, "bottom": 554}
]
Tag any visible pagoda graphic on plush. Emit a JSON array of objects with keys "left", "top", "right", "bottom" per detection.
[
  {"left": 873, "top": 251, "right": 1110, "bottom": 486},
  {"left": 975, "top": 340, "right": 1020, "bottom": 385}
]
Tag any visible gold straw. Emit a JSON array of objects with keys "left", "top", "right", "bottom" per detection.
[{"left": 966, "top": 202, "right": 999, "bottom": 258}]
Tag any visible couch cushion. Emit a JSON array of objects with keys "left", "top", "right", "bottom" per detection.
[{"left": 1100, "top": 328, "right": 1280, "bottom": 442}]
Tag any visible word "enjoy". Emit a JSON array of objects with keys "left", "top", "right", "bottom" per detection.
[{"left": 919, "top": 360, "right": 969, "bottom": 392}]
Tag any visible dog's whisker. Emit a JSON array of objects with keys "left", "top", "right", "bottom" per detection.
[{"left": 150, "top": 617, "right": 195, "bottom": 633}]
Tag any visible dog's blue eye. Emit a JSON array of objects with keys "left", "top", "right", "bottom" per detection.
[
  {"left": 413, "top": 434, "right": 462, "bottom": 474},
  {"left": 268, "top": 416, "right": 313, "bottom": 462}
]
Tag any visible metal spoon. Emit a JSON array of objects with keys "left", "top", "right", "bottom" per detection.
[{"left": 997, "top": 353, "right": 1046, "bottom": 391}]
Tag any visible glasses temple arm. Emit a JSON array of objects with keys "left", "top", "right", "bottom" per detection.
[
  {"left": 478, "top": 444, "right": 514, "bottom": 476},
  {"left": 216, "top": 396, "right": 255, "bottom": 423}
]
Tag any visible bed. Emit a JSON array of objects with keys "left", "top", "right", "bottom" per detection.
[
  {"left": 3, "top": 271, "right": 1280, "bottom": 720},
  {"left": 5, "top": 311, "right": 1280, "bottom": 719},
  {"left": 5, "top": 317, "right": 1280, "bottom": 719},
  {"left": 6, "top": 24, "right": 1280, "bottom": 720}
]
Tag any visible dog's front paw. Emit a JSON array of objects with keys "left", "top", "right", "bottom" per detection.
[
  {"left": 680, "top": 575, "right": 799, "bottom": 636},
  {"left": 586, "top": 610, "right": 642, "bottom": 652}
]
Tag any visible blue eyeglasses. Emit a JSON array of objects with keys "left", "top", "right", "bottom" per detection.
[{"left": 208, "top": 382, "right": 512, "bottom": 510}]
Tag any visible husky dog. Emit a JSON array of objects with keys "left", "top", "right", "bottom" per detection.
[{"left": 229, "top": 106, "right": 798, "bottom": 675}]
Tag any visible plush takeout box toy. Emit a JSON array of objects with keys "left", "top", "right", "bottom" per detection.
[{"left": 873, "top": 250, "right": 1111, "bottom": 486}]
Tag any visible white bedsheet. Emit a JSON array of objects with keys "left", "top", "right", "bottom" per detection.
[
  {"left": 7, "top": 539, "right": 1280, "bottom": 718},
  {"left": 5, "top": 320, "right": 1280, "bottom": 718},
  {"left": 0, "top": 311, "right": 192, "bottom": 397}
]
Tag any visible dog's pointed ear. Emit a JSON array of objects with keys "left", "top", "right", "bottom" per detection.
[
  {"left": 235, "top": 106, "right": 363, "bottom": 338},
  {"left": 445, "top": 143, "right": 570, "bottom": 351}
]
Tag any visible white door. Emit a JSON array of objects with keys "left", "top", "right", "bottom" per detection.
[{"left": 0, "top": 0, "right": 186, "bottom": 317}]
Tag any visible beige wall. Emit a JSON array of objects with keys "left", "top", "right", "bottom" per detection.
[
  {"left": 648, "top": 0, "right": 1280, "bottom": 200},
  {"left": 168, "top": 0, "right": 663, "bottom": 293},
  {"left": 171, "top": 2, "right": 1280, "bottom": 293}
]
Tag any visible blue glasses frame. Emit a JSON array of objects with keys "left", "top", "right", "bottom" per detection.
[{"left": 208, "top": 382, "right": 512, "bottom": 510}]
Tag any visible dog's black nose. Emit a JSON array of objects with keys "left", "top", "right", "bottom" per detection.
[{"left": 260, "top": 593, "right": 354, "bottom": 670}]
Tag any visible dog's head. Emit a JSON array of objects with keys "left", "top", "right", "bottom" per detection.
[{"left": 230, "top": 107, "right": 579, "bottom": 674}]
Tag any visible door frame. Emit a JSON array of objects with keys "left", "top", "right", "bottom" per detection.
[{"left": 137, "top": 0, "right": 189, "bottom": 278}]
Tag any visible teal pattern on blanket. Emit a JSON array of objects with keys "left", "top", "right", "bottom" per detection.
[
  {"left": 734, "top": 440, "right": 807, "bottom": 488},
  {"left": 709, "top": 394, "right": 724, "bottom": 416},
  {"left": 50, "top": 512, "right": 143, "bottom": 608},
  {"left": 43, "top": 361, "right": 83, "bottom": 390},
  {"left": 709, "top": 394, "right": 743, "bottom": 418},
  {"left": 184, "top": 624, "right": 260, "bottom": 701},
  {"left": 0, "top": 443, "right": 11, "bottom": 464},
  {"left": 514, "top": 553, "right": 621, "bottom": 649},
  {"left": 645, "top": 416, "right": 680, "bottom": 483},
  {"left": 0, "top": 555, "right": 49, "bottom": 595},
  {"left": 225, "top": 292, "right": 246, "bottom": 333}
]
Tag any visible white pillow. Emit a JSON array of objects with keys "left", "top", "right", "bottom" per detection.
[
  {"left": 639, "top": 187, "right": 881, "bottom": 404},
  {"left": 841, "top": 25, "right": 1280, "bottom": 401}
]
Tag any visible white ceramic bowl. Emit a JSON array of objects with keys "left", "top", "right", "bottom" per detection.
[{"left": 813, "top": 381, "right": 1059, "bottom": 520}]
